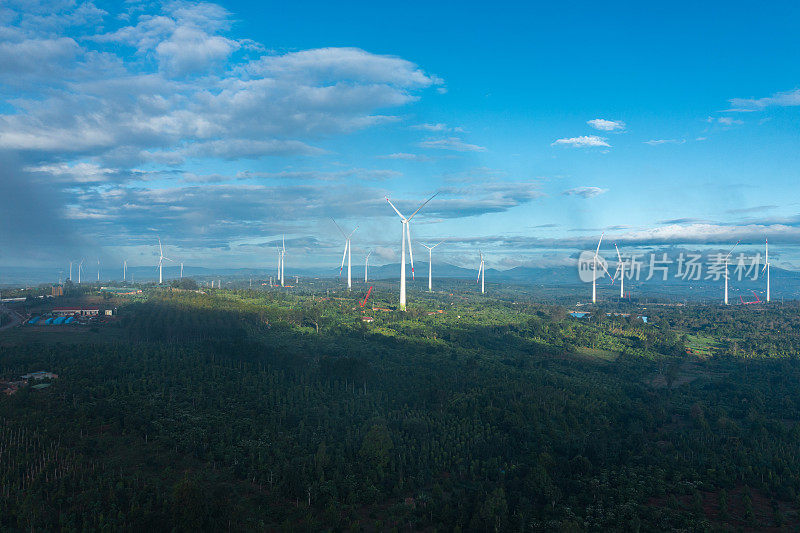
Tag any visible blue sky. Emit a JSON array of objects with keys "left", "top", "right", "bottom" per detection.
[{"left": 1, "top": 0, "right": 799, "bottom": 273}]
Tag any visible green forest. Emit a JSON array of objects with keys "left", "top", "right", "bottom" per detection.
[{"left": 2, "top": 285, "right": 800, "bottom": 531}]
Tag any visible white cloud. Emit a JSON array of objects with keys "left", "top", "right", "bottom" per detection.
[
  {"left": 244, "top": 47, "right": 440, "bottom": 88},
  {"left": 0, "top": 6, "right": 441, "bottom": 161},
  {"left": 587, "top": 118, "right": 625, "bottom": 131},
  {"left": 728, "top": 88, "right": 800, "bottom": 111},
  {"left": 411, "top": 123, "right": 463, "bottom": 132},
  {"left": 377, "top": 152, "right": 431, "bottom": 161},
  {"left": 181, "top": 139, "right": 324, "bottom": 159},
  {"left": 551, "top": 135, "right": 609, "bottom": 148},
  {"left": 418, "top": 137, "right": 486, "bottom": 152},
  {"left": 155, "top": 26, "right": 240, "bottom": 75},
  {"left": 644, "top": 139, "right": 685, "bottom": 145},
  {"left": 562, "top": 186, "right": 607, "bottom": 199},
  {"left": 0, "top": 37, "right": 81, "bottom": 77},
  {"left": 26, "top": 162, "right": 117, "bottom": 183},
  {"left": 716, "top": 116, "right": 743, "bottom": 126}
]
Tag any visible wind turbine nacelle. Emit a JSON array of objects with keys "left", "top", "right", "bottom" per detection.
[{"left": 577, "top": 251, "right": 608, "bottom": 283}]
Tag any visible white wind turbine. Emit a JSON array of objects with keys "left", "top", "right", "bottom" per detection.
[
  {"left": 69, "top": 260, "right": 75, "bottom": 281},
  {"left": 591, "top": 233, "right": 612, "bottom": 304},
  {"left": 157, "top": 236, "right": 173, "bottom": 284},
  {"left": 332, "top": 219, "right": 358, "bottom": 290},
  {"left": 364, "top": 250, "right": 372, "bottom": 283},
  {"left": 280, "top": 236, "right": 286, "bottom": 287},
  {"left": 385, "top": 192, "right": 438, "bottom": 311},
  {"left": 477, "top": 251, "right": 485, "bottom": 294},
  {"left": 421, "top": 241, "right": 444, "bottom": 292},
  {"left": 723, "top": 240, "right": 740, "bottom": 305},
  {"left": 275, "top": 244, "right": 282, "bottom": 286},
  {"left": 123, "top": 259, "right": 127, "bottom": 282},
  {"left": 180, "top": 262, "right": 184, "bottom": 279},
  {"left": 78, "top": 259, "right": 84, "bottom": 284},
  {"left": 97, "top": 258, "right": 100, "bottom": 282},
  {"left": 612, "top": 243, "right": 625, "bottom": 299},
  {"left": 762, "top": 238, "right": 770, "bottom": 302}
]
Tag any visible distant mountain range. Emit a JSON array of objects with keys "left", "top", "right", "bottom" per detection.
[{"left": 2, "top": 262, "right": 798, "bottom": 301}]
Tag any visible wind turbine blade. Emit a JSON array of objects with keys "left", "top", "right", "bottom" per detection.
[
  {"left": 331, "top": 217, "right": 348, "bottom": 237},
  {"left": 595, "top": 232, "right": 605, "bottom": 256},
  {"left": 407, "top": 192, "right": 438, "bottom": 221},
  {"left": 385, "top": 197, "right": 406, "bottom": 220},
  {"left": 339, "top": 241, "right": 347, "bottom": 274},
  {"left": 406, "top": 223, "right": 415, "bottom": 279},
  {"left": 348, "top": 225, "right": 359, "bottom": 239},
  {"left": 724, "top": 240, "right": 741, "bottom": 261}
]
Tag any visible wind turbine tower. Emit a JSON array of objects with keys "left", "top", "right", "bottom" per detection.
[
  {"left": 123, "top": 260, "right": 127, "bottom": 282},
  {"left": 276, "top": 245, "right": 282, "bottom": 286},
  {"left": 97, "top": 258, "right": 100, "bottom": 282},
  {"left": 281, "top": 236, "right": 285, "bottom": 287},
  {"left": 613, "top": 243, "right": 625, "bottom": 299},
  {"left": 723, "top": 240, "right": 740, "bottom": 305},
  {"left": 332, "top": 219, "right": 358, "bottom": 290},
  {"left": 364, "top": 250, "right": 372, "bottom": 283},
  {"left": 385, "top": 193, "right": 437, "bottom": 311},
  {"left": 157, "top": 236, "right": 173, "bottom": 284},
  {"left": 763, "top": 238, "right": 770, "bottom": 302},
  {"left": 591, "top": 233, "right": 611, "bottom": 304},
  {"left": 78, "top": 259, "right": 84, "bottom": 284},
  {"left": 477, "top": 252, "right": 485, "bottom": 294},
  {"left": 180, "top": 262, "right": 184, "bottom": 279},
  {"left": 421, "top": 241, "right": 444, "bottom": 292}
]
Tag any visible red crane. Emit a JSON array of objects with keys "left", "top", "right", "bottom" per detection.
[
  {"left": 360, "top": 286, "right": 373, "bottom": 308},
  {"left": 740, "top": 291, "right": 762, "bottom": 305}
]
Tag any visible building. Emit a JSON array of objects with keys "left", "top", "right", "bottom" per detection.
[
  {"left": 361, "top": 316, "right": 374, "bottom": 323},
  {"left": 52, "top": 307, "right": 99, "bottom": 317},
  {"left": 51, "top": 285, "right": 63, "bottom": 297}
]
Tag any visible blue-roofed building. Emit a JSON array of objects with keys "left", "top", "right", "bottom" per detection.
[
  {"left": 27, "top": 316, "right": 41, "bottom": 325},
  {"left": 53, "top": 317, "right": 65, "bottom": 325},
  {"left": 64, "top": 316, "right": 75, "bottom": 324},
  {"left": 44, "top": 317, "right": 54, "bottom": 324}
]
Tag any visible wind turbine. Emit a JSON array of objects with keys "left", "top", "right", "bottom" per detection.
[
  {"left": 157, "top": 236, "right": 173, "bottom": 284},
  {"left": 385, "top": 192, "right": 438, "bottom": 311},
  {"left": 364, "top": 250, "right": 372, "bottom": 283},
  {"left": 723, "top": 240, "right": 740, "bottom": 305},
  {"left": 421, "top": 241, "right": 444, "bottom": 292},
  {"left": 97, "top": 258, "right": 100, "bottom": 282},
  {"left": 180, "top": 262, "right": 184, "bottom": 279},
  {"left": 78, "top": 259, "right": 84, "bottom": 284},
  {"left": 762, "top": 238, "right": 770, "bottom": 302},
  {"left": 275, "top": 245, "right": 282, "bottom": 286},
  {"left": 280, "top": 236, "right": 286, "bottom": 287},
  {"left": 477, "top": 251, "right": 485, "bottom": 294},
  {"left": 332, "top": 219, "right": 358, "bottom": 290},
  {"left": 612, "top": 243, "right": 625, "bottom": 299},
  {"left": 123, "top": 260, "right": 127, "bottom": 282},
  {"left": 68, "top": 260, "right": 75, "bottom": 281},
  {"left": 591, "top": 233, "right": 612, "bottom": 304}
]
